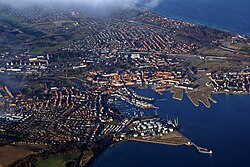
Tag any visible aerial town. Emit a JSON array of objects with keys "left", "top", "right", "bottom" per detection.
[{"left": 0, "top": 4, "right": 250, "bottom": 167}]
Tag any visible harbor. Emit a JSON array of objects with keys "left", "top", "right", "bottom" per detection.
[
  {"left": 91, "top": 93, "right": 250, "bottom": 167},
  {"left": 112, "top": 88, "right": 157, "bottom": 109}
]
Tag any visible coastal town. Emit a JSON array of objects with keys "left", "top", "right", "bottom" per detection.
[{"left": 0, "top": 4, "right": 250, "bottom": 167}]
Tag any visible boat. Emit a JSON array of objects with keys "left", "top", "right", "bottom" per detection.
[{"left": 198, "top": 148, "right": 213, "bottom": 154}]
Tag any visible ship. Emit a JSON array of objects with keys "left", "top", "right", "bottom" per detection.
[{"left": 198, "top": 147, "right": 213, "bottom": 154}]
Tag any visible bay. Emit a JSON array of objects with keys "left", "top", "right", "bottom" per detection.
[{"left": 90, "top": 88, "right": 250, "bottom": 167}]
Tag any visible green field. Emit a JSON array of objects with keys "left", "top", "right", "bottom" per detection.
[
  {"left": 0, "top": 15, "right": 46, "bottom": 38},
  {"left": 36, "top": 153, "right": 79, "bottom": 167},
  {"left": 241, "top": 49, "right": 250, "bottom": 54}
]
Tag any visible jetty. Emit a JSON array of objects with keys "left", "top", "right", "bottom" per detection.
[
  {"left": 192, "top": 143, "right": 213, "bottom": 154},
  {"left": 172, "top": 89, "right": 184, "bottom": 101}
]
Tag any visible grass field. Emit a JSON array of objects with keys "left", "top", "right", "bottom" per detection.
[
  {"left": 0, "top": 15, "right": 46, "bottom": 38},
  {"left": 130, "top": 131, "right": 190, "bottom": 146},
  {"left": 241, "top": 49, "right": 250, "bottom": 54},
  {"left": 0, "top": 144, "right": 47, "bottom": 167},
  {"left": 36, "top": 153, "right": 79, "bottom": 167}
]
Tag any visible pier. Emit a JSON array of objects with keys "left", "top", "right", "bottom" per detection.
[
  {"left": 172, "top": 88, "right": 184, "bottom": 101},
  {"left": 192, "top": 143, "right": 213, "bottom": 154}
]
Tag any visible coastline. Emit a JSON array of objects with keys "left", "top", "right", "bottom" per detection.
[
  {"left": 154, "top": 5, "right": 250, "bottom": 37},
  {"left": 90, "top": 90, "right": 250, "bottom": 167},
  {"left": 153, "top": 86, "right": 249, "bottom": 108},
  {"left": 1, "top": 5, "right": 250, "bottom": 167}
]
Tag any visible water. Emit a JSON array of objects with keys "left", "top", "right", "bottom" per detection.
[
  {"left": 90, "top": 88, "right": 250, "bottom": 167},
  {"left": 154, "top": 0, "right": 250, "bottom": 36},
  {"left": 90, "top": 1, "right": 250, "bottom": 166}
]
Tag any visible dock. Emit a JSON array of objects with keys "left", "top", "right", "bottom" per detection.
[{"left": 172, "top": 89, "right": 184, "bottom": 101}]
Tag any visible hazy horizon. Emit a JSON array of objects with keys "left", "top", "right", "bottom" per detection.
[{"left": 0, "top": 0, "right": 162, "bottom": 15}]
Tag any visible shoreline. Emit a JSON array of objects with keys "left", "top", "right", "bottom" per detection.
[{"left": 154, "top": 9, "right": 250, "bottom": 38}]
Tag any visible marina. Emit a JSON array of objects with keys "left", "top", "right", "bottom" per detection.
[{"left": 90, "top": 92, "right": 250, "bottom": 167}]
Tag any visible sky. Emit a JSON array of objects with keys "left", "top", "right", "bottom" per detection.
[{"left": 0, "top": 0, "right": 162, "bottom": 15}]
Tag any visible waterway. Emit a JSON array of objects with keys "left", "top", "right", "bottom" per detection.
[
  {"left": 154, "top": 0, "right": 250, "bottom": 37},
  {"left": 90, "top": 88, "right": 250, "bottom": 167}
]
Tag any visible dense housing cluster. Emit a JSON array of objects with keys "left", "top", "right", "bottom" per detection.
[
  {"left": 208, "top": 71, "right": 250, "bottom": 93},
  {"left": 62, "top": 12, "right": 198, "bottom": 54},
  {"left": 0, "top": 6, "right": 67, "bottom": 24}
]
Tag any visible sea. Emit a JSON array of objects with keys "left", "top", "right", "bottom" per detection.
[
  {"left": 155, "top": 0, "right": 250, "bottom": 37},
  {"left": 90, "top": 88, "right": 250, "bottom": 167},
  {"left": 90, "top": 1, "right": 250, "bottom": 167}
]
